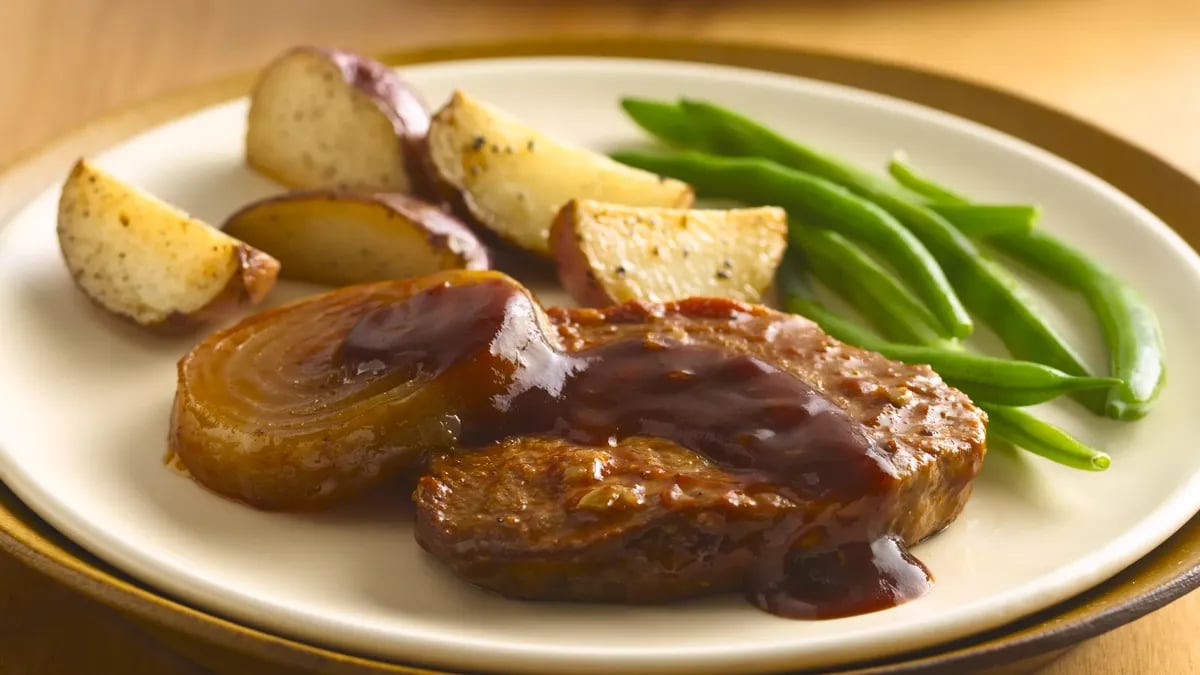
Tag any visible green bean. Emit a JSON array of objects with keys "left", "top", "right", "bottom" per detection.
[
  {"left": 790, "top": 226, "right": 947, "bottom": 345},
  {"left": 874, "top": 203, "right": 1100, "bottom": 407},
  {"left": 888, "top": 157, "right": 1166, "bottom": 420},
  {"left": 887, "top": 155, "right": 969, "bottom": 204},
  {"left": 773, "top": 248, "right": 891, "bottom": 345},
  {"left": 774, "top": 248, "right": 902, "bottom": 347},
  {"left": 622, "top": 97, "right": 1036, "bottom": 235},
  {"left": 776, "top": 261, "right": 1119, "bottom": 407},
  {"left": 791, "top": 300, "right": 1117, "bottom": 405},
  {"left": 620, "top": 99, "right": 1103, "bottom": 415},
  {"left": 786, "top": 295, "right": 880, "bottom": 346},
  {"left": 619, "top": 98, "right": 706, "bottom": 149},
  {"left": 982, "top": 404, "right": 1111, "bottom": 471},
  {"left": 942, "top": 374, "right": 1118, "bottom": 408},
  {"left": 889, "top": 156, "right": 1041, "bottom": 236},
  {"left": 640, "top": 98, "right": 898, "bottom": 195},
  {"left": 989, "top": 231, "right": 1166, "bottom": 420},
  {"left": 609, "top": 150, "right": 969, "bottom": 339},
  {"left": 926, "top": 203, "right": 1040, "bottom": 238}
]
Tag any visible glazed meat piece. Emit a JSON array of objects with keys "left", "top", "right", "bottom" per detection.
[
  {"left": 550, "top": 299, "right": 988, "bottom": 545},
  {"left": 417, "top": 435, "right": 801, "bottom": 603},
  {"left": 414, "top": 298, "right": 987, "bottom": 616},
  {"left": 174, "top": 267, "right": 985, "bottom": 617}
]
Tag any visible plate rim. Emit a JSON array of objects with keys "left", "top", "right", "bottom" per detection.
[{"left": 1, "top": 36, "right": 1198, "bottom": 675}]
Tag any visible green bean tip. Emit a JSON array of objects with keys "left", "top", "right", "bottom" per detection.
[
  {"left": 1105, "top": 399, "right": 1152, "bottom": 422},
  {"left": 1078, "top": 376, "right": 1125, "bottom": 389}
]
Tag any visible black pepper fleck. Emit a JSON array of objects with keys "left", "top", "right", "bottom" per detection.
[
  {"left": 527, "top": 140, "right": 535, "bottom": 151},
  {"left": 722, "top": 259, "right": 734, "bottom": 268},
  {"left": 118, "top": 213, "right": 130, "bottom": 227},
  {"left": 471, "top": 135, "right": 486, "bottom": 151},
  {"left": 716, "top": 269, "right": 731, "bottom": 280},
  {"left": 615, "top": 266, "right": 627, "bottom": 278}
]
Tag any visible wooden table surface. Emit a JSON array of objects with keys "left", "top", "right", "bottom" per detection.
[{"left": 3, "top": 1, "right": 1199, "bottom": 673}]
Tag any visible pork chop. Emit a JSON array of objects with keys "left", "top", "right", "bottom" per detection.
[{"left": 414, "top": 298, "right": 987, "bottom": 616}]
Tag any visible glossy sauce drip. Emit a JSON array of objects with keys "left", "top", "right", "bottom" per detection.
[
  {"left": 342, "top": 280, "right": 932, "bottom": 619},
  {"left": 342, "top": 280, "right": 514, "bottom": 379}
]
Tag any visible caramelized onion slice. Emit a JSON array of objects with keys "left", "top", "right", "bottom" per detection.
[{"left": 169, "top": 270, "right": 542, "bottom": 509}]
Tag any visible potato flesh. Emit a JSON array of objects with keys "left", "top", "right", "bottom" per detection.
[
  {"left": 553, "top": 200, "right": 788, "bottom": 305},
  {"left": 246, "top": 50, "right": 413, "bottom": 192},
  {"left": 427, "top": 91, "right": 694, "bottom": 255},
  {"left": 56, "top": 160, "right": 276, "bottom": 325},
  {"left": 222, "top": 194, "right": 485, "bottom": 286}
]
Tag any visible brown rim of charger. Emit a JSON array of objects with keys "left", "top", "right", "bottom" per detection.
[{"left": 1, "top": 37, "right": 1198, "bottom": 675}]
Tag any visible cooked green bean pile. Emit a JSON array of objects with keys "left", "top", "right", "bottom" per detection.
[
  {"left": 888, "top": 157, "right": 1166, "bottom": 421},
  {"left": 614, "top": 97, "right": 1166, "bottom": 471}
]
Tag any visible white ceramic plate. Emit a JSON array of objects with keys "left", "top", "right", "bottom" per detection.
[{"left": 1, "top": 57, "right": 1198, "bottom": 675}]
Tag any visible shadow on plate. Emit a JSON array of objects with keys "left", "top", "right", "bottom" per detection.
[{"left": 13, "top": 266, "right": 200, "bottom": 370}]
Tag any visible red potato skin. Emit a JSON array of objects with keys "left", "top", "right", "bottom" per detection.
[
  {"left": 266, "top": 46, "right": 437, "bottom": 199},
  {"left": 233, "top": 245, "right": 284, "bottom": 304},
  {"left": 221, "top": 189, "right": 491, "bottom": 271},
  {"left": 549, "top": 201, "right": 616, "bottom": 307},
  {"left": 369, "top": 192, "right": 491, "bottom": 270},
  {"left": 157, "top": 245, "right": 280, "bottom": 333},
  {"left": 77, "top": 244, "right": 280, "bottom": 335}
]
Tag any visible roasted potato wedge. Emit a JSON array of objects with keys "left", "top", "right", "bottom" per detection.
[
  {"left": 246, "top": 46, "right": 430, "bottom": 194},
  {"left": 551, "top": 199, "right": 787, "bottom": 306},
  {"left": 222, "top": 191, "right": 489, "bottom": 286},
  {"left": 57, "top": 160, "right": 280, "bottom": 329},
  {"left": 426, "top": 91, "right": 694, "bottom": 256}
]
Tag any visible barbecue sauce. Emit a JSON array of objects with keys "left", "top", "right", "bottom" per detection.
[{"left": 342, "top": 279, "right": 932, "bottom": 619}]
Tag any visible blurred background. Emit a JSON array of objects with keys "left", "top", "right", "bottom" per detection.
[
  {"left": 1, "top": 1, "right": 1199, "bottom": 673},
  {"left": 2, "top": 0, "right": 1199, "bottom": 175}
]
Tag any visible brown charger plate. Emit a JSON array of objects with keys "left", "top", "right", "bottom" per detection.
[{"left": 1, "top": 38, "right": 1198, "bottom": 675}]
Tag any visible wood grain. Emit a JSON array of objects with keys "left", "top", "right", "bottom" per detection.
[{"left": 2, "top": 1, "right": 1199, "bottom": 673}]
